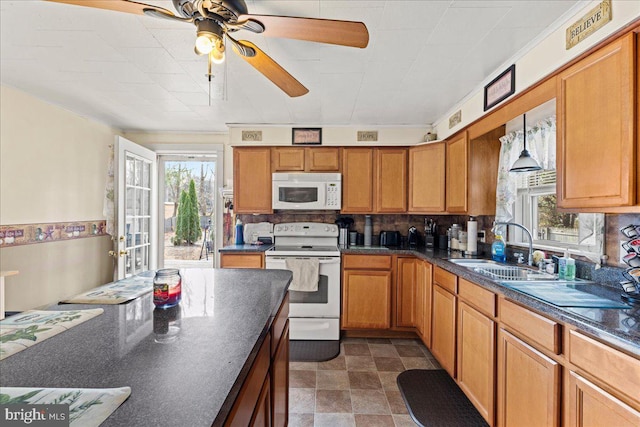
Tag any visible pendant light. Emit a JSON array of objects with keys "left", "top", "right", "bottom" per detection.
[{"left": 510, "top": 113, "right": 542, "bottom": 172}]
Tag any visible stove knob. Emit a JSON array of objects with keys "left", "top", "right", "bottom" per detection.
[
  {"left": 283, "top": 226, "right": 289, "bottom": 232},
  {"left": 324, "top": 226, "right": 330, "bottom": 232}
]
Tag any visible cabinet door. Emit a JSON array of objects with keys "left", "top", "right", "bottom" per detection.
[
  {"left": 566, "top": 371, "right": 640, "bottom": 427},
  {"left": 250, "top": 374, "right": 271, "bottom": 427},
  {"left": 220, "top": 253, "right": 264, "bottom": 269},
  {"left": 376, "top": 148, "right": 407, "bottom": 213},
  {"left": 497, "top": 328, "right": 560, "bottom": 427},
  {"left": 307, "top": 147, "right": 341, "bottom": 171},
  {"left": 431, "top": 284, "right": 457, "bottom": 377},
  {"left": 233, "top": 147, "right": 273, "bottom": 214},
  {"left": 416, "top": 260, "right": 433, "bottom": 346},
  {"left": 272, "top": 147, "right": 305, "bottom": 171},
  {"left": 408, "top": 143, "right": 445, "bottom": 213},
  {"left": 271, "top": 323, "right": 289, "bottom": 427},
  {"left": 446, "top": 132, "right": 468, "bottom": 213},
  {"left": 341, "top": 148, "right": 374, "bottom": 213},
  {"left": 557, "top": 33, "right": 636, "bottom": 209},
  {"left": 457, "top": 301, "right": 496, "bottom": 425},
  {"left": 396, "top": 257, "right": 416, "bottom": 327},
  {"left": 342, "top": 269, "right": 391, "bottom": 329}
]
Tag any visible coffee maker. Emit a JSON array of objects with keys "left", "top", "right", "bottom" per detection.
[{"left": 335, "top": 217, "right": 354, "bottom": 246}]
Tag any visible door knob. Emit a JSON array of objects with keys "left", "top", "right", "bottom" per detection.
[
  {"left": 108, "top": 250, "right": 117, "bottom": 258},
  {"left": 119, "top": 250, "right": 129, "bottom": 257}
]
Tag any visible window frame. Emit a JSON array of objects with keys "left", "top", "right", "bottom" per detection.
[{"left": 510, "top": 181, "right": 603, "bottom": 258}]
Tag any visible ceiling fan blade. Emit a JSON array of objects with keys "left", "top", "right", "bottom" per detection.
[
  {"left": 45, "top": 0, "right": 178, "bottom": 17},
  {"left": 231, "top": 40, "right": 309, "bottom": 97},
  {"left": 238, "top": 14, "right": 369, "bottom": 48}
]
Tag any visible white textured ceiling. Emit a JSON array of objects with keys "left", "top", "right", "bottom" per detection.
[{"left": 0, "top": 0, "right": 581, "bottom": 132}]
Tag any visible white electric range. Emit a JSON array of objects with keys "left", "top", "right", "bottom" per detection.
[{"left": 265, "top": 222, "right": 341, "bottom": 340}]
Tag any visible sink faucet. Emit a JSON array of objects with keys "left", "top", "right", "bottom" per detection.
[{"left": 492, "top": 221, "right": 534, "bottom": 266}]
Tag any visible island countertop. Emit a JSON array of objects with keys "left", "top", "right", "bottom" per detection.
[{"left": 0, "top": 268, "right": 292, "bottom": 427}]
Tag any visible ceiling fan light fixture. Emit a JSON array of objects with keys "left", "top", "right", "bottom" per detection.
[
  {"left": 194, "top": 19, "right": 224, "bottom": 56},
  {"left": 209, "top": 43, "right": 225, "bottom": 64}
]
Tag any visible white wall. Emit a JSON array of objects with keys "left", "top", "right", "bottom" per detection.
[
  {"left": 434, "top": 0, "right": 640, "bottom": 140},
  {"left": 0, "top": 85, "right": 116, "bottom": 310}
]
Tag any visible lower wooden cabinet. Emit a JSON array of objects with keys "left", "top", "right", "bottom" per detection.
[
  {"left": 342, "top": 255, "right": 392, "bottom": 330},
  {"left": 566, "top": 371, "right": 640, "bottom": 427},
  {"left": 342, "top": 269, "right": 392, "bottom": 329},
  {"left": 457, "top": 301, "right": 495, "bottom": 425},
  {"left": 220, "top": 253, "right": 264, "bottom": 269},
  {"left": 225, "top": 333, "right": 272, "bottom": 426},
  {"left": 250, "top": 374, "right": 271, "bottom": 427},
  {"left": 415, "top": 260, "right": 432, "bottom": 345},
  {"left": 271, "top": 323, "right": 289, "bottom": 427},
  {"left": 497, "top": 328, "right": 560, "bottom": 427},
  {"left": 431, "top": 284, "right": 457, "bottom": 377},
  {"left": 396, "top": 257, "right": 416, "bottom": 327},
  {"left": 225, "top": 294, "right": 289, "bottom": 427}
]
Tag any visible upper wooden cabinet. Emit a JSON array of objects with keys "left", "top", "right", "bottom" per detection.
[
  {"left": 408, "top": 142, "right": 446, "bottom": 213},
  {"left": 342, "top": 147, "right": 407, "bottom": 214},
  {"left": 446, "top": 132, "right": 469, "bottom": 213},
  {"left": 271, "top": 147, "right": 341, "bottom": 172},
  {"left": 308, "top": 147, "right": 341, "bottom": 171},
  {"left": 557, "top": 32, "right": 638, "bottom": 210},
  {"left": 376, "top": 148, "right": 407, "bottom": 213},
  {"left": 233, "top": 147, "right": 273, "bottom": 214},
  {"left": 445, "top": 129, "right": 501, "bottom": 215},
  {"left": 342, "top": 148, "right": 375, "bottom": 213}
]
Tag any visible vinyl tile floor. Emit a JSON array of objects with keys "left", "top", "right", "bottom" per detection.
[{"left": 288, "top": 337, "right": 441, "bottom": 427}]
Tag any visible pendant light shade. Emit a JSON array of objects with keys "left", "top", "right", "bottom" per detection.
[{"left": 510, "top": 113, "right": 542, "bottom": 173}]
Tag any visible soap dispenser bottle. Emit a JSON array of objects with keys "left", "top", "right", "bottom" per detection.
[
  {"left": 235, "top": 218, "right": 244, "bottom": 245},
  {"left": 491, "top": 230, "right": 506, "bottom": 263},
  {"left": 558, "top": 249, "right": 569, "bottom": 279}
]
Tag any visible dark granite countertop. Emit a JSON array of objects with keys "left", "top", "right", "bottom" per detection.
[
  {"left": 341, "top": 246, "right": 640, "bottom": 357},
  {"left": 219, "top": 243, "right": 274, "bottom": 253},
  {"left": 0, "top": 268, "right": 292, "bottom": 427}
]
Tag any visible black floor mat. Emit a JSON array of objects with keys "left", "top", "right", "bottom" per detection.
[
  {"left": 289, "top": 340, "right": 340, "bottom": 362},
  {"left": 397, "top": 369, "right": 489, "bottom": 427}
]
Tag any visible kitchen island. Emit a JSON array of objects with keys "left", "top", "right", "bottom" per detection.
[{"left": 0, "top": 268, "right": 291, "bottom": 427}]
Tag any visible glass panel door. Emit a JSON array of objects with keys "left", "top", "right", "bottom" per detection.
[{"left": 117, "top": 136, "right": 157, "bottom": 280}]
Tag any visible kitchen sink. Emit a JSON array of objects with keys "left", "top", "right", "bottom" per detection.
[
  {"left": 499, "top": 281, "right": 630, "bottom": 308},
  {"left": 447, "top": 259, "right": 556, "bottom": 281}
]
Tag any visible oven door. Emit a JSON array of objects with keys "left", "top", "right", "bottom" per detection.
[
  {"left": 272, "top": 182, "right": 326, "bottom": 210},
  {"left": 265, "top": 256, "right": 340, "bottom": 318}
]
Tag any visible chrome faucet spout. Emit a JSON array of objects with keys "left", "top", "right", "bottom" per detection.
[{"left": 493, "top": 221, "right": 534, "bottom": 266}]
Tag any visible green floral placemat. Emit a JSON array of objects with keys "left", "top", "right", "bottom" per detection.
[
  {"left": 0, "top": 309, "right": 103, "bottom": 360},
  {"left": 60, "top": 275, "right": 153, "bottom": 305},
  {"left": 0, "top": 386, "right": 131, "bottom": 427}
]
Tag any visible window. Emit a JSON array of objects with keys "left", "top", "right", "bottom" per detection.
[{"left": 511, "top": 170, "right": 604, "bottom": 258}]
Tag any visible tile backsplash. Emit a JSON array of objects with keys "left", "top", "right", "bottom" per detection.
[{"left": 237, "top": 212, "right": 637, "bottom": 269}]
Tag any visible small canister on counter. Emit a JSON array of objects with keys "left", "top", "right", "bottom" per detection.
[{"left": 154, "top": 268, "right": 182, "bottom": 309}]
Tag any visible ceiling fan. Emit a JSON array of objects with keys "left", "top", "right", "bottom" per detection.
[{"left": 45, "top": 0, "right": 370, "bottom": 97}]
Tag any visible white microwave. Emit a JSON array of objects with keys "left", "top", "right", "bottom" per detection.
[{"left": 272, "top": 173, "right": 341, "bottom": 210}]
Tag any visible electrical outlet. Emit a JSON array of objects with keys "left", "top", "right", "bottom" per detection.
[
  {"left": 478, "top": 230, "right": 486, "bottom": 243},
  {"left": 620, "top": 240, "right": 628, "bottom": 264}
]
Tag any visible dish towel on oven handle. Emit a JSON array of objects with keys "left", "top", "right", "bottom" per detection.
[{"left": 285, "top": 258, "right": 320, "bottom": 292}]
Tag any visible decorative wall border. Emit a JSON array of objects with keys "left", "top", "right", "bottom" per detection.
[{"left": 0, "top": 220, "right": 108, "bottom": 248}]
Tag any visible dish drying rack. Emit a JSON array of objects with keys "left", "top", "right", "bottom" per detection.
[{"left": 473, "top": 266, "right": 555, "bottom": 281}]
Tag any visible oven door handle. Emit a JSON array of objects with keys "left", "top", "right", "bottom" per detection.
[{"left": 267, "top": 257, "right": 340, "bottom": 264}]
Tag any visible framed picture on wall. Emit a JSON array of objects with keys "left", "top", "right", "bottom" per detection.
[
  {"left": 292, "top": 128, "right": 322, "bottom": 145},
  {"left": 484, "top": 64, "right": 516, "bottom": 111}
]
